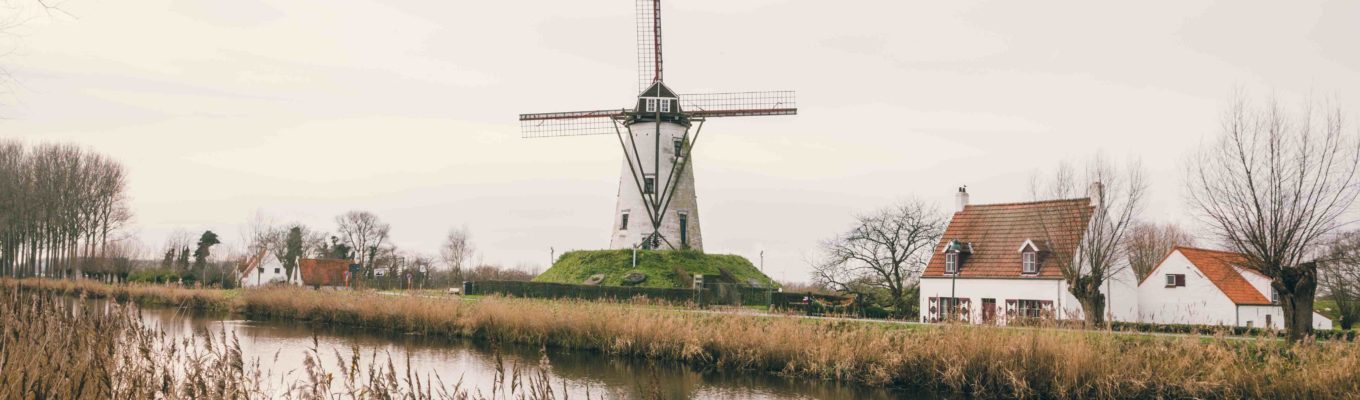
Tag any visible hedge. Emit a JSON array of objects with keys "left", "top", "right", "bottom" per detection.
[
  {"left": 463, "top": 280, "right": 774, "bottom": 306},
  {"left": 1106, "top": 321, "right": 1356, "bottom": 341}
]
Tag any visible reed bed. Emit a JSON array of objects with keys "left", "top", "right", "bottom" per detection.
[
  {"left": 0, "top": 284, "right": 583, "bottom": 399},
  {"left": 238, "top": 287, "right": 1360, "bottom": 399},
  {"left": 4, "top": 277, "right": 233, "bottom": 311},
  {"left": 10, "top": 278, "right": 1360, "bottom": 398}
]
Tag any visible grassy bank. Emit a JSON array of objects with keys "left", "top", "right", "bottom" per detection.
[
  {"left": 11, "top": 278, "right": 1360, "bottom": 398},
  {"left": 534, "top": 249, "right": 776, "bottom": 288}
]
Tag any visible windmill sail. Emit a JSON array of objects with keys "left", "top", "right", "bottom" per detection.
[
  {"left": 519, "top": 109, "right": 627, "bottom": 138},
  {"left": 636, "top": 0, "right": 662, "bottom": 93},
  {"left": 680, "top": 91, "right": 798, "bottom": 118}
]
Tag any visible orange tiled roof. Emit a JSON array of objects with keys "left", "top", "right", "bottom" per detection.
[
  {"left": 299, "top": 258, "right": 350, "bottom": 287},
  {"left": 922, "top": 198, "right": 1093, "bottom": 279},
  {"left": 1172, "top": 246, "right": 1271, "bottom": 305}
]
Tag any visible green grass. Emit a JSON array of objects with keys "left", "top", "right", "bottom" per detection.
[{"left": 533, "top": 249, "right": 777, "bottom": 289}]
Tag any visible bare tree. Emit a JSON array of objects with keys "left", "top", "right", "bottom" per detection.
[
  {"left": 439, "top": 226, "right": 474, "bottom": 283},
  {"left": 1187, "top": 95, "right": 1360, "bottom": 342},
  {"left": 812, "top": 199, "right": 945, "bottom": 314},
  {"left": 1321, "top": 231, "right": 1360, "bottom": 330},
  {"left": 334, "top": 211, "right": 390, "bottom": 276},
  {"left": 1124, "top": 221, "right": 1196, "bottom": 282},
  {"left": 1032, "top": 156, "right": 1146, "bottom": 325}
]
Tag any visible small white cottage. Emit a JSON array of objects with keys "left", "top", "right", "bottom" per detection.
[
  {"left": 237, "top": 250, "right": 294, "bottom": 288},
  {"left": 1137, "top": 246, "right": 1332, "bottom": 330}
]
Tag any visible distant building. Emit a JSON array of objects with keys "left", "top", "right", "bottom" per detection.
[
  {"left": 238, "top": 250, "right": 293, "bottom": 288},
  {"left": 918, "top": 185, "right": 1139, "bottom": 325},
  {"left": 1137, "top": 246, "right": 1332, "bottom": 330},
  {"left": 299, "top": 258, "right": 351, "bottom": 289}
]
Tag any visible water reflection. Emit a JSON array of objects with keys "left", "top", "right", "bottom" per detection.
[{"left": 131, "top": 304, "right": 927, "bottom": 399}]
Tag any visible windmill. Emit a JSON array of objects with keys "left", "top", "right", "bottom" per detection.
[{"left": 519, "top": 0, "right": 796, "bottom": 251}]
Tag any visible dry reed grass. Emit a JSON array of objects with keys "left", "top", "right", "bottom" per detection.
[
  {"left": 0, "top": 284, "right": 586, "bottom": 399},
  {"left": 10, "top": 278, "right": 1360, "bottom": 398},
  {"left": 4, "top": 277, "right": 232, "bottom": 311},
  {"left": 238, "top": 287, "right": 1360, "bottom": 398}
]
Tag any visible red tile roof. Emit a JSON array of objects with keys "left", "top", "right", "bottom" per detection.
[
  {"left": 923, "top": 198, "right": 1093, "bottom": 279},
  {"left": 299, "top": 258, "right": 350, "bottom": 287},
  {"left": 1171, "top": 247, "right": 1271, "bottom": 305},
  {"left": 237, "top": 250, "right": 267, "bottom": 277}
]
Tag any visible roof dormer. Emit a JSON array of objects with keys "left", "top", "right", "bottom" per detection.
[
  {"left": 1017, "top": 239, "right": 1045, "bottom": 275},
  {"left": 942, "top": 239, "right": 972, "bottom": 275}
]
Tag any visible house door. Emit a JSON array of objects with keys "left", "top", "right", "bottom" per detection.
[{"left": 982, "top": 298, "right": 996, "bottom": 324}]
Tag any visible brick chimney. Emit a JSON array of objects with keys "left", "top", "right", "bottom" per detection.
[{"left": 955, "top": 186, "right": 969, "bottom": 212}]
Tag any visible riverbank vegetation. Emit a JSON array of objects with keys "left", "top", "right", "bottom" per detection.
[
  {"left": 0, "top": 282, "right": 586, "bottom": 399},
  {"left": 11, "top": 278, "right": 1360, "bottom": 398}
]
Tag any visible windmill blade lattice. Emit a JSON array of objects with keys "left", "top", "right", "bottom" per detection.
[
  {"left": 636, "top": 0, "right": 662, "bottom": 93},
  {"left": 519, "top": 109, "right": 627, "bottom": 138},
  {"left": 680, "top": 91, "right": 798, "bottom": 118}
]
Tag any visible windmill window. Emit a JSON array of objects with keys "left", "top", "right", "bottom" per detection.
[
  {"left": 673, "top": 137, "right": 684, "bottom": 155},
  {"left": 678, "top": 211, "right": 689, "bottom": 246},
  {"left": 645, "top": 98, "right": 658, "bottom": 113},
  {"left": 620, "top": 213, "right": 629, "bottom": 230},
  {"left": 659, "top": 99, "right": 671, "bottom": 112},
  {"left": 945, "top": 253, "right": 958, "bottom": 274},
  {"left": 1022, "top": 251, "right": 1037, "bottom": 274},
  {"left": 643, "top": 175, "right": 656, "bottom": 194}
]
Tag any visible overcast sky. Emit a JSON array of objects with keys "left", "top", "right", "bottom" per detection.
[{"left": 2, "top": 0, "right": 1359, "bottom": 282}]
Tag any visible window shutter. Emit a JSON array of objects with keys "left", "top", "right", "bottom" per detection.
[{"left": 1175, "top": 274, "right": 1186, "bottom": 287}]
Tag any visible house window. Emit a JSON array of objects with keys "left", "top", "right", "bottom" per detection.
[
  {"left": 1271, "top": 288, "right": 1279, "bottom": 304},
  {"left": 1165, "top": 274, "right": 1186, "bottom": 287},
  {"left": 274, "top": 268, "right": 280, "bottom": 274},
  {"left": 1016, "top": 300, "right": 1046, "bottom": 319},
  {"left": 257, "top": 267, "right": 264, "bottom": 274},
  {"left": 645, "top": 98, "right": 658, "bottom": 112},
  {"left": 931, "top": 297, "right": 968, "bottom": 322},
  {"left": 945, "top": 253, "right": 958, "bottom": 274},
  {"left": 659, "top": 99, "right": 671, "bottom": 112},
  {"left": 1022, "top": 251, "right": 1037, "bottom": 274},
  {"left": 673, "top": 137, "right": 684, "bottom": 155},
  {"left": 620, "top": 213, "right": 629, "bottom": 230},
  {"left": 643, "top": 175, "right": 656, "bottom": 194}
]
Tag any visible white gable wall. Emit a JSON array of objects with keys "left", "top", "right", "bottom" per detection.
[
  {"left": 1137, "top": 250, "right": 1239, "bottom": 326},
  {"left": 1103, "top": 265, "right": 1140, "bottom": 322},
  {"left": 240, "top": 254, "right": 294, "bottom": 288}
]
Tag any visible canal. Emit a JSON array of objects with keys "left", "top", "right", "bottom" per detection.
[{"left": 133, "top": 304, "right": 931, "bottom": 399}]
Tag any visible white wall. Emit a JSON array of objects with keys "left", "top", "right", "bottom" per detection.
[
  {"left": 1238, "top": 306, "right": 1334, "bottom": 331},
  {"left": 1137, "top": 250, "right": 1239, "bottom": 326},
  {"left": 609, "top": 120, "right": 703, "bottom": 251},
  {"left": 920, "top": 277, "right": 1075, "bottom": 324},
  {"left": 240, "top": 253, "right": 293, "bottom": 288}
]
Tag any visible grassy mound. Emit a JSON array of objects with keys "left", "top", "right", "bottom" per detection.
[{"left": 533, "top": 249, "right": 777, "bottom": 289}]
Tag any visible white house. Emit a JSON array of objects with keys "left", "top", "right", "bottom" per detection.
[
  {"left": 919, "top": 186, "right": 1139, "bottom": 325},
  {"left": 238, "top": 250, "right": 294, "bottom": 288},
  {"left": 1138, "top": 246, "right": 1333, "bottom": 330}
]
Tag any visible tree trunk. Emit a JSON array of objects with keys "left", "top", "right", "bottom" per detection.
[
  {"left": 1277, "top": 263, "right": 1318, "bottom": 343},
  {"left": 1069, "top": 277, "right": 1106, "bottom": 325}
]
